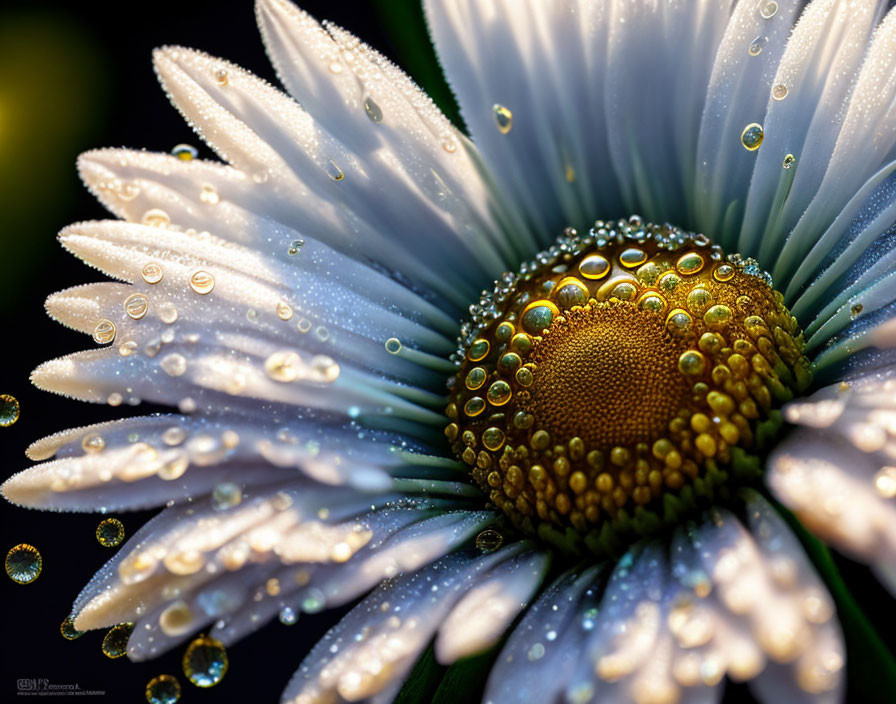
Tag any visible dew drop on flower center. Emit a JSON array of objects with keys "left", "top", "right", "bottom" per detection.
[{"left": 446, "top": 218, "right": 812, "bottom": 551}]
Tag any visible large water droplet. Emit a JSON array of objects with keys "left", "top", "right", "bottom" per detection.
[
  {"left": 327, "top": 160, "right": 345, "bottom": 181},
  {"left": 96, "top": 518, "right": 125, "bottom": 547},
  {"left": 145, "top": 674, "right": 181, "bottom": 704},
  {"left": 60, "top": 615, "right": 84, "bottom": 641},
  {"left": 287, "top": 239, "right": 304, "bottom": 256},
  {"left": 142, "top": 209, "right": 171, "bottom": 228},
  {"left": 772, "top": 83, "right": 788, "bottom": 100},
  {"left": 182, "top": 636, "right": 228, "bottom": 687},
  {"left": 364, "top": 95, "right": 383, "bottom": 124},
  {"left": 142, "top": 262, "right": 164, "bottom": 284},
  {"left": 493, "top": 104, "right": 513, "bottom": 134},
  {"left": 748, "top": 35, "right": 767, "bottom": 56},
  {"left": 0, "top": 394, "right": 20, "bottom": 427},
  {"left": 759, "top": 0, "right": 778, "bottom": 19},
  {"left": 741, "top": 123, "right": 764, "bottom": 151},
  {"left": 161, "top": 354, "right": 188, "bottom": 377},
  {"left": 159, "top": 601, "right": 194, "bottom": 637},
  {"left": 102, "top": 622, "right": 135, "bottom": 658},
  {"left": 6, "top": 544, "right": 41, "bottom": 584},
  {"left": 93, "top": 319, "right": 117, "bottom": 345},
  {"left": 125, "top": 293, "right": 149, "bottom": 320},
  {"left": 475, "top": 528, "right": 503, "bottom": 552},
  {"left": 189, "top": 270, "right": 215, "bottom": 295},
  {"left": 171, "top": 144, "right": 197, "bottom": 161}
]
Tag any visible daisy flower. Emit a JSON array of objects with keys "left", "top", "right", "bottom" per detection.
[{"left": 4, "top": 0, "right": 896, "bottom": 702}]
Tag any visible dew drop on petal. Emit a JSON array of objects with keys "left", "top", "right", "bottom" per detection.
[
  {"left": 146, "top": 674, "right": 181, "bottom": 704},
  {"left": 182, "top": 636, "right": 228, "bottom": 687},
  {"left": 741, "top": 123, "right": 764, "bottom": 151},
  {"left": 385, "top": 338, "right": 402, "bottom": 354},
  {"left": 96, "top": 518, "right": 125, "bottom": 547},
  {"left": 748, "top": 35, "right": 767, "bottom": 56},
  {"left": 327, "top": 160, "right": 344, "bottom": 181},
  {"left": 772, "top": 83, "right": 788, "bottom": 100},
  {"left": 287, "top": 239, "right": 304, "bottom": 256},
  {"left": 142, "top": 209, "right": 171, "bottom": 228},
  {"left": 211, "top": 482, "right": 242, "bottom": 511},
  {"left": 125, "top": 293, "right": 149, "bottom": 320},
  {"left": 328, "top": 60, "right": 343, "bottom": 74},
  {"left": 493, "top": 104, "right": 513, "bottom": 134},
  {"left": 782, "top": 153, "right": 796, "bottom": 169},
  {"left": 850, "top": 302, "right": 864, "bottom": 320},
  {"left": 60, "top": 615, "right": 84, "bottom": 640},
  {"left": 160, "top": 601, "right": 195, "bottom": 636},
  {"left": 213, "top": 68, "right": 228, "bottom": 86},
  {"left": 142, "top": 262, "right": 164, "bottom": 284},
  {"left": 0, "top": 394, "right": 20, "bottom": 427},
  {"left": 158, "top": 302, "right": 178, "bottom": 324},
  {"left": 199, "top": 184, "right": 220, "bottom": 205},
  {"left": 475, "top": 528, "right": 503, "bottom": 552},
  {"left": 171, "top": 144, "right": 197, "bottom": 161},
  {"left": 161, "top": 354, "right": 188, "bottom": 377},
  {"left": 364, "top": 95, "right": 383, "bottom": 123},
  {"left": 102, "top": 622, "right": 135, "bottom": 658},
  {"left": 6, "top": 544, "right": 41, "bottom": 584},
  {"left": 276, "top": 301, "right": 294, "bottom": 321},
  {"left": 265, "top": 351, "right": 301, "bottom": 382},
  {"left": 93, "top": 319, "right": 117, "bottom": 345},
  {"left": 759, "top": 0, "right": 778, "bottom": 19},
  {"left": 279, "top": 607, "right": 297, "bottom": 626},
  {"left": 189, "top": 270, "right": 215, "bottom": 295}
]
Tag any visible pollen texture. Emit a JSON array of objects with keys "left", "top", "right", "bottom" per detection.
[{"left": 446, "top": 218, "right": 812, "bottom": 549}]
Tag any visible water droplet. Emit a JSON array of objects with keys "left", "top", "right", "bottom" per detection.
[
  {"left": 102, "top": 622, "right": 135, "bottom": 658},
  {"left": 287, "top": 239, "right": 305, "bottom": 256},
  {"left": 182, "top": 636, "right": 229, "bottom": 687},
  {"left": 527, "top": 642, "right": 546, "bottom": 661},
  {"left": 142, "top": 209, "right": 171, "bottom": 228},
  {"left": 772, "top": 83, "right": 788, "bottom": 100},
  {"left": 276, "top": 301, "right": 294, "bottom": 321},
  {"left": 214, "top": 68, "right": 229, "bottom": 86},
  {"left": 212, "top": 482, "right": 242, "bottom": 511},
  {"left": 364, "top": 95, "right": 383, "bottom": 123},
  {"left": 741, "top": 123, "right": 764, "bottom": 151},
  {"left": 199, "top": 184, "right": 220, "bottom": 205},
  {"left": 6, "top": 544, "right": 41, "bottom": 584},
  {"left": 145, "top": 674, "right": 181, "bottom": 704},
  {"left": 159, "top": 601, "right": 194, "bottom": 636},
  {"left": 850, "top": 302, "right": 864, "bottom": 320},
  {"left": 161, "top": 353, "right": 188, "bottom": 377},
  {"left": 125, "top": 293, "right": 149, "bottom": 320},
  {"left": 252, "top": 170, "right": 269, "bottom": 183},
  {"left": 748, "top": 35, "right": 767, "bottom": 56},
  {"left": 385, "top": 338, "right": 402, "bottom": 354},
  {"left": 328, "top": 60, "right": 343, "bottom": 74},
  {"left": 189, "top": 270, "right": 215, "bottom": 295},
  {"left": 493, "top": 104, "right": 513, "bottom": 134},
  {"left": 61, "top": 615, "right": 84, "bottom": 640},
  {"left": 441, "top": 137, "right": 457, "bottom": 153},
  {"left": 0, "top": 394, "right": 20, "bottom": 427},
  {"left": 265, "top": 351, "right": 301, "bottom": 382},
  {"left": 782, "top": 153, "right": 796, "bottom": 169},
  {"left": 327, "top": 160, "right": 344, "bottom": 181},
  {"left": 93, "top": 319, "right": 117, "bottom": 345},
  {"left": 759, "top": 0, "right": 778, "bottom": 19},
  {"left": 301, "top": 588, "right": 326, "bottom": 613},
  {"left": 96, "top": 518, "right": 125, "bottom": 547},
  {"left": 296, "top": 318, "right": 312, "bottom": 333},
  {"left": 475, "top": 528, "right": 503, "bottom": 552},
  {"left": 171, "top": 144, "right": 197, "bottom": 161},
  {"left": 142, "top": 262, "right": 164, "bottom": 284},
  {"left": 310, "top": 355, "right": 340, "bottom": 383},
  {"left": 107, "top": 393, "right": 123, "bottom": 407},
  {"left": 279, "top": 606, "right": 297, "bottom": 625}
]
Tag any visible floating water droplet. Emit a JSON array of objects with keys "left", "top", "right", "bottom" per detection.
[
  {"left": 287, "top": 239, "right": 305, "bottom": 256},
  {"left": 772, "top": 83, "right": 788, "bottom": 100},
  {"left": 189, "top": 270, "right": 215, "bottom": 295},
  {"left": 214, "top": 68, "right": 229, "bottom": 86},
  {"left": 125, "top": 293, "right": 149, "bottom": 320},
  {"left": 6, "top": 544, "right": 41, "bottom": 584},
  {"left": 161, "top": 353, "right": 188, "bottom": 377},
  {"left": 142, "top": 209, "right": 171, "bottom": 228},
  {"left": 96, "top": 518, "right": 125, "bottom": 547},
  {"left": 212, "top": 482, "right": 242, "bottom": 511},
  {"left": 93, "top": 319, "right": 117, "bottom": 345},
  {"left": 475, "top": 528, "right": 503, "bottom": 552},
  {"left": 748, "top": 35, "right": 767, "bottom": 56},
  {"left": 782, "top": 153, "right": 796, "bottom": 169},
  {"left": 60, "top": 615, "right": 84, "bottom": 640},
  {"left": 0, "top": 394, "right": 20, "bottom": 427},
  {"left": 279, "top": 606, "right": 297, "bottom": 625},
  {"left": 141, "top": 262, "right": 164, "bottom": 284},
  {"left": 102, "top": 622, "right": 135, "bottom": 658},
  {"left": 741, "top": 123, "right": 764, "bottom": 151},
  {"left": 759, "top": 0, "right": 778, "bottom": 19},
  {"left": 171, "top": 144, "right": 197, "bottom": 161},
  {"left": 145, "top": 674, "right": 181, "bottom": 704},
  {"left": 385, "top": 338, "right": 402, "bottom": 354},
  {"left": 276, "top": 301, "right": 294, "bottom": 321},
  {"left": 493, "top": 104, "right": 513, "bottom": 134},
  {"left": 199, "top": 184, "right": 220, "bottom": 205},
  {"left": 364, "top": 95, "right": 383, "bottom": 123},
  {"left": 327, "top": 160, "right": 345, "bottom": 181},
  {"left": 182, "top": 636, "right": 228, "bottom": 687}
]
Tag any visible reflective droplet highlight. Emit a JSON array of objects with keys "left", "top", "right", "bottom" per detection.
[
  {"left": 182, "top": 636, "right": 228, "bottom": 687},
  {"left": 759, "top": 0, "right": 778, "bottom": 19},
  {"left": 102, "top": 622, "right": 135, "bottom": 658},
  {"left": 279, "top": 607, "right": 297, "bottom": 625},
  {"left": 61, "top": 615, "right": 84, "bottom": 640},
  {"left": 146, "top": 674, "right": 181, "bottom": 704},
  {"left": 142, "top": 262, "right": 164, "bottom": 284},
  {"left": 385, "top": 338, "right": 402, "bottom": 355},
  {"left": 493, "top": 104, "right": 513, "bottom": 134},
  {"left": 741, "top": 123, "right": 764, "bottom": 152},
  {"left": 287, "top": 239, "right": 305, "bottom": 256},
  {"left": 125, "top": 293, "right": 149, "bottom": 320},
  {"left": 6, "top": 544, "right": 41, "bottom": 584},
  {"left": 189, "top": 270, "right": 215, "bottom": 295},
  {"left": 0, "top": 394, "right": 20, "bottom": 427},
  {"left": 772, "top": 84, "right": 788, "bottom": 100},
  {"left": 93, "top": 319, "right": 117, "bottom": 345},
  {"left": 748, "top": 35, "right": 767, "bottom": 56},
  {"left": 782, "top": 153, "right": 796, "bottom": 169},
  {"left": 212, "top": 482, "right": 242, "bottom": 511},
  {"left": 475, "top": 528, "right": 503, "bottom": 552},
  {"left": 96, "top": 518, "right": 125, "bottom": 547},
  {"left": 171, "top": 144, "right": 197, "bottom": 161}
]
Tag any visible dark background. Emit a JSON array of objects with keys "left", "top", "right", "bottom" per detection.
[{"left": 0, "top": 1, "right": 892, "bottom": 703}]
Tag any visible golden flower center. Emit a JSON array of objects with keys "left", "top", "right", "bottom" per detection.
[{"left": 445, "top": 219, "right": 812, "bottom": 548}]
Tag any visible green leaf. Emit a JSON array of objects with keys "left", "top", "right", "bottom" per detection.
[{"left": 371, "top": 0, "right": 463, "bottom": 128}]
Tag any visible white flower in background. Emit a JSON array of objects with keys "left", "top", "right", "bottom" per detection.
[{"left": 4, "top": 0, "right": 896, "bottom": 702}]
